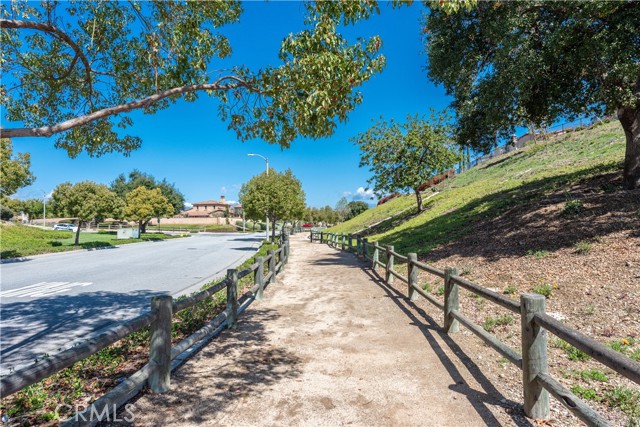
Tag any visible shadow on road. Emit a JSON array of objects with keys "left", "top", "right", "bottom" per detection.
[{"left": 0, "top": 290, "right": 163, "bottom": 371}]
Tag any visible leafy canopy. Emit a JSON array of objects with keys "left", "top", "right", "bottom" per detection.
[
  {"left": 353, "top": 112, "right": 460, "bottom": 211},
  {"left": 346, "top": 201, "right": 369, "bottom": 220},
  {"left": 240, "top": 169, "right": 306, "bottom": 238},
  {"left": 0, "top": 138, "right": 35, "bottom": 197},
  {"left": 123, "top": 186, "right": 174, "bottom": 228},
  {"left": 423, "top": 2, "right": 640, "bottom": 151},
  {"left": 111, "top": 170, "right": 185, "bottom": 216},
  {"left": 1, "top": 1, "right": 387, "bottom": 156}
]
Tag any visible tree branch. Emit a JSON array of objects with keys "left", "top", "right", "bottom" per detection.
[
  {"left": 1, "top": 19, "right": 94, "bottom": 100},
  {"left": 0, "top": 77, "right": 261, "bottom": 138}
]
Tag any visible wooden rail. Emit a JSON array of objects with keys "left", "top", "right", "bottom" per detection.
[
  {"left": 313, "top": 231, "right": 640, "bottom": 426},
  {"left": 1, "top": 231, "right": 291, "bottom": 426}
]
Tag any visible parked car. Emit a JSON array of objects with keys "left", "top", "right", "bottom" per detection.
[{"left": 53, "top": 223, "right": 76, "bottom": 231}]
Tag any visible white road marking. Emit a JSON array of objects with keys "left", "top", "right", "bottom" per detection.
[{"left": 0, "top": 282, "right": 93, "bottom": 298}]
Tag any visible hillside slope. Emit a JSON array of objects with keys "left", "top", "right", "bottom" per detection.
[{"left": 329, "top": 120, "right": 640, "bottom": 426}]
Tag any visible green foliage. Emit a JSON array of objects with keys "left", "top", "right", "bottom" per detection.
[
  {"left": 575, "top": 369, "right": 609, "bottom": 383},
  {"left": 0, "top": 138, "right": 35, "bottom": 197},
  {"left": 123, "top": 186, "right": 174, "bottom": 233},
  {"left": 436, "top": 285, "right": 445, "bottom": 296},
  {"left": 423, "top": 1, "right": 640, "bottom": 188},
  {"left": 2, "top": 2, "right": 387, "bottom": 155},
  {"left": 570, "top": 385, "right": 599, "bottom": 401},
  {"left": 604, "top": 387, "right": 640, "bottom": 426},
  {"left": 353, "top": 112, "right": 460, "bottom": 211},
  {"left": 532, "top": 284, "right": 553, "bottom": 298},
  {"left": 19, "top": 198, "right": 45, "bottom": 221},
  {"left": 345, "top": 201, "right": 369, "bottom": 220},
  {"left": 51, "top": 181, "right": 123, "bottom": 245},
  {"left": 0, "top": 206, "right": 15, "bottom": 220},
  {"left": 554, "top": 339, "right": 590, "bottom": 362},
  {"left": 574, "top": 240, "right": 593, "bottom": 255},
  {"left": 482, "top": 314, "right": 514, "bottom": 333},
  {"left": 562, "top": 199, "right": 584, "bottom": 216},
  {"left": 240, "top": 169, "right": 305, "bottom": 240},
  {"left": 111, "top": 170, "right": 185, "bottom": 216},
  {"left": 503, "top": 285, "right": 517, "bottom": 295},
  {"left": 527, "top": 249, "right": 550, "bottom": 258}
]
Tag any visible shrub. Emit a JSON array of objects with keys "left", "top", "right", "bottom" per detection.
[
  {"left": 562, "top": 198, "right": 584, "bottom": 216},
  {"left": 570, "top": 385, "right": 599, "bottom": 401},
  {"left": 503, "top": 285, "right": 517, "bottom": 295},
  {"left": 436, "top": 285, "right": 445, "bottom": 296},
  {"left": 527, "top": 249, "right": 550, "bottom": 258},
  {"left": 574, "top": 241, "right": 593, "bottom": 254},
  {"left": 1, "top": 206, "right": 15, "bottom": 221},
  {"left": 483, "top": 314, "right": 515, "bottom": 333},
  {"left": 532, "top": 283, "right": 553, "bottom": 298}
]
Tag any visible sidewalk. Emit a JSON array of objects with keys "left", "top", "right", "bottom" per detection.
[{"left": 121, "top": 234, "right": 512, "bottom": 427}]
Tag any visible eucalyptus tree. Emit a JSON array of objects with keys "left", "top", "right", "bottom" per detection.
[
  {"left": 353, "top": 113, "right": 460, "bottom": 212},
  {"left": 1, "top": 1, "right": 386, "bottom": 156},
  {"left": 423, "top": 1, "right": 640, "bottom": 189},
  {"left": 240, "top": 169, "right": 305, "bottom": 241},
  {"left": 51, "top": 181, "right": 123, "bottom": 245}
]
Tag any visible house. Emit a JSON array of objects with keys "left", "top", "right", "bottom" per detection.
[
  {"left": 180, "top": 196, "right": 229, "bottom": 218},
  {"left": 231, "top": 204, "right": 243, "bottom": 216}
]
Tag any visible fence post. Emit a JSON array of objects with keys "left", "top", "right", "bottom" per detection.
[
  {"left": 356, "top": 235, "right": 361, "bottom": 257},
  {"left": 363, "top": 238, "right": 369, "bottom": 260},
  {"left": 149, "top": 295, "right": 173, "bottom": 393},
  {"left": 226, "top": 269, "right": 239, "bottom": 328},
  {"left": 285, "top": 234, "right": 290, "bottom": 265},
  {"left": 348, "top": 234, "right": 352, "bottom": 252},
  {"left": 385, "top": 245, "right": 394, "bottom": 285},
  {"left": 341, "top": 233, "right": 345, "bottom": 251},
  {"left": 268, "top": 249, "right": 276, "bottom": 282},
  {"left": 444, "top": 267, "right": 459, "bottom": 333},
  {"left": 372, "top": 242, "right": 378, "bottom": 269},
  {"left": 520, "top": 293, "right": 549, "bottom": 419},
  {"left": 255, "top": 256, "right": 265, "bottom": 301},
  {"left": 320, "top": 231, "right": 324, "bottom": 244},
  {"left": 310, "top": 230, "right": 314, "bottom": 243},
  {"left": 407, "top": 253, "right": 418, "bottom": 301}
]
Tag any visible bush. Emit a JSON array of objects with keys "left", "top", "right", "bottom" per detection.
[{"left": 0, "top": 206, "right": 15, "bottom": 221}]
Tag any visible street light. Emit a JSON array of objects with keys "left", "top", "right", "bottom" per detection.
[{"left": 248, "top": 153, "right": 270, "bottom": 241}]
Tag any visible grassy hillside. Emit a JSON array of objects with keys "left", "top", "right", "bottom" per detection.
[{"left": 329, "top": 120, "right": 627, "bottom": 255}]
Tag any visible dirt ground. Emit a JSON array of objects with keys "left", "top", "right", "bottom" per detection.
[{"left": 109, "top": 234, "right": 529, "bottom": 427}]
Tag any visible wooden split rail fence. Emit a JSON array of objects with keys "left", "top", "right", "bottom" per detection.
[
  {"left": 310, "top": 231, "right": 640, "bottom": 427},
  {"left": 0, "top": 233, "right": 291, "bottom": 426}
]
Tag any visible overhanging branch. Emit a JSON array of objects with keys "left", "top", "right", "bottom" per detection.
[{"left": 0, "top": 77, "right": 260, "bottom": 138}]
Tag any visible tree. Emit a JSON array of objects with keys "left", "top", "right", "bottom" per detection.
[
  {"left": 423, "top": 2, "right": 640, "bottom": 189},
  {"left": 346, "top": 201, "right": 369, "bottom": 220},
  {"left": 123, "top": 186, "right": 174, "bottom": 234},
  {"left": 21, "top": 198, "right": 44, "bottom": 222},
  {"left": 353, "top": 113, "right": 460, "bottom": 212},
  {"left": 335, "top": 196, "right": 349, "bottom": 222},
  {"left": 111, "top": 170, "right": 184, "bottom": 218},
  {"left": 1, "top": 2, "right": 386, "bottom": 156},
  {"left": 240, "top": 169, "right": 305, "bottom": 241},
  {"left": 51, "top": 181, "right": 122, "bottom": 245},
  {"left": 0, "top": 138, "right": 35, "bottom": 197}
]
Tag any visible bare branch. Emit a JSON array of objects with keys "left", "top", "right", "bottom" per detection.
[{"left": 0, "top": 77, "right": 261, "bottom": 138}]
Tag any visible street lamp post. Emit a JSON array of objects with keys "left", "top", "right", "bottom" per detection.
[{"left": 248, "top": 153, "right": 270, "bottom": 241}]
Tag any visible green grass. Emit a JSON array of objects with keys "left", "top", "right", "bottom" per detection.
[
  {"left": 570, "top": 385, "right": 599, "bottom": 401},
  {"left": 482, "top": 314, "right": 515, "bottom": 333},
  {"left": 327, "top": 121, "right": 625, "bottom": 256},
  {"left": 0, "top": 224, "right": 185, "bottom": 259},
  {"left": 554, "top": 338, "right": 591, "bottom": 362},
  {"left": 532, "top": 283, "right": 553, "bottom": 298},
  {"left": 526, "top": 249, "right": 551, "bottom": 258}
]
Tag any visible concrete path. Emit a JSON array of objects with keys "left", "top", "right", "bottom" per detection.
[{"left": 124, "top": 234, "right": 510, "bottom": 427}]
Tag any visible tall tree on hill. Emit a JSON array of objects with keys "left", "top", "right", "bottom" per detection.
[
  {"left": 346, "top": 201, "right": 369, "bottom": 220},
  {"left": 353, "top": 113, "right": 460, "bottom": 212},
  {"left": 51, "top": 181, "right": 122, "bottom": 245},
  {"left": 240, "top": 169, "right": 305, "bottom": 241},
  {"left": 111, "top": 170, "right": 185, "bottom": 217},
  {"left": 1, "top": 2, "right": 386, "bottom": 156},
  {"left": 423, "top": 1, "right": 640, "bottom": 189}
]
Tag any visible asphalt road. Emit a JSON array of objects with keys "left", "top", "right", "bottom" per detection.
[{"left": 0, "top": 232, "right": 264, "bottom": 374}]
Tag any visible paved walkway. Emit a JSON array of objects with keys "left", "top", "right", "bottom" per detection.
[{"left": 124, "top": 234, "right": 509, "bottom": 427}]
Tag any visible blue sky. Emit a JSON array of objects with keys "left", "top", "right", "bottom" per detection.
[{"left": 8, "top": 2, "right": 453, "bottom": 208}]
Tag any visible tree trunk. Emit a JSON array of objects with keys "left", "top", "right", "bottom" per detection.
[
  {"left": 140, "top": 220, "right": 148, "bottom": 234},
  {"left": 271, "top": 216, "right": 277, "bottom": 242},
  {"left": 618, "top": 105, "right": 640, "bottom": 190},
  {"left": 74, "top": 222, "right": 82, "bottom": 246},
  {"left": 414, "top": 189, "right": 423, "bottom": 212}
]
